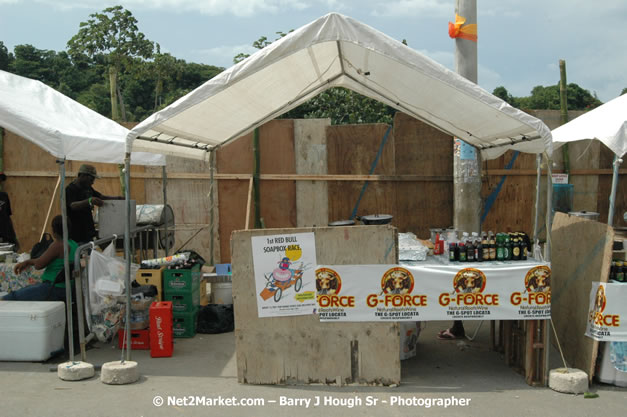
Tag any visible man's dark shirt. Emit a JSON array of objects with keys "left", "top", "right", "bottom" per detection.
[
  {"left": 66, "top": 181, "right": 103, "bottom": 243},
  {"left": 0, "top": 191, "right": 17, "bottom": 244}
]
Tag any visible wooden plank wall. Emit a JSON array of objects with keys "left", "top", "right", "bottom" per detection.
[
  {"left": 3, "top": 129, "right": 146, "bottom": 252},
  {"left": 3, "top": 110, "right": 626, "bottom": 264}
]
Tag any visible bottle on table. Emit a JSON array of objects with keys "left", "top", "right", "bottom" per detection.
[{"left": 489, "top": 231, "right": 496, "bottom": 261}]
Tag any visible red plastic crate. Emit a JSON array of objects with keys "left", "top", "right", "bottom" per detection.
[
  {"left": 117, "top": 329, "right": 150, "bottom": 350},
  {"left": 149, "top": 301, "right": 174, "bottom": 358}
]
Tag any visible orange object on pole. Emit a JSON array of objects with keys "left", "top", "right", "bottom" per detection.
[{"left": 448, "top": 14, "right": 477, "bottom": 41}]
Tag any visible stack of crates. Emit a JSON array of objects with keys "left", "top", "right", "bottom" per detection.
[{"left": 163, "top": 264, "right": 200, "bottom": 338}]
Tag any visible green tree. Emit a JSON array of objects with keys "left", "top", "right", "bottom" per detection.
[
  {"left": 67, "top": 5, "right": 155, "bottom": 122},
  {"left": 492, "top": 86, "right": 518, "bottom": 107},
  {"left": 0, "top": 41, "right": 13, "bottom": 71}
]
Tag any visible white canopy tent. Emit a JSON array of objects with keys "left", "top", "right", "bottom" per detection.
[
  {"left": 552, "top": 93, "right": 627, "bottom": 225},
  {"left": 0, "top": 69, "right": 166, "bottom": 367},
  {"left": 126, "top": 12, "right": 552, "bottom": 161},
  {"left": 0, "top": 69, "right": 165, "bottom": 166}
]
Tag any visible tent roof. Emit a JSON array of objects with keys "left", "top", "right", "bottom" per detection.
[
  {"left": 552, "top": 93, "right": 627, "bottom": 158},
  {"left": 0, "top": 70, "right": 165, "bottom": 166},
  {"left": 128, "top": 13, "right": 552, "bottom": 161}
]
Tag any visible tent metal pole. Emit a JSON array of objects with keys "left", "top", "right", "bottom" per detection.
[
  {"left": 58, "top": 159, "right": 75, "bottom": 362},
  {"left": 607, "top": 155, "right": 621, "bottom": 227},
  {"left": 533, "top": 154, "right": 542, "bottom": 247},
  {"left": 123, "top": 153, "right": 132, "bottom": 362},
  {"left": 209, "top": 150, "right": 215, "bottom": 266},
  {"left": 162, "top": 166, "right": 169, "bottom": 256},
  {"left": 545, "top": 155, "right": 553, "bottom": 263}
]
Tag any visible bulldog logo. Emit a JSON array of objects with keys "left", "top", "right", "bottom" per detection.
[
  {"left": 453, "top": 268, "right": 486, "bottom": 294},
  {"left": 380, "top": 268, "right": 414, "bottom": 295}
]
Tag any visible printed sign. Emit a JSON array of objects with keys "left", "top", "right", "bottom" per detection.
[
  {"left": 585, "top": 282, "right": 627, "bottom": 341},
  {"left": 316, "top": 262, "right": 551, "bottom": 322},
  {"left": 252, "top": 233, "right": 317, "bottom": 317}
]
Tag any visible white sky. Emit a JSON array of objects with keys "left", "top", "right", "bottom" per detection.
[{"left": 0, "top": 0, "right": 625, "bottom": 102}]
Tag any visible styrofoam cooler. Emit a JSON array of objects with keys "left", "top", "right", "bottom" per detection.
[{"left": 0, "top": 301, "right": 66, "bottom": 361}]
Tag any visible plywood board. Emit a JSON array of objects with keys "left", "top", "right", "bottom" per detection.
[
  {"left": 327, "top": 123, "right": 395, "bottom": 223},
  {"left": 294, "top": 119, "right": 330, "bottom": 227},
  {"left": 232, "top": 225, "right": 399, "bottom": 385},
  {"left": 259, "top": 120, "right": 296, "bottom": 229},
  {"left": 393, "top": 112, "right": 453, "bottom": 238},
  {"left": 550, "top": 212, "right": 613, "bottom": 380}
]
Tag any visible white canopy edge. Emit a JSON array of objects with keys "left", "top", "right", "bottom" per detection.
[
  {"left": 0, "top": 70, "right": 165, "bottom": 166},
  {"left": 552, "top": 93, "right": 627, "bottom": 158},
  {"left": 127, "top": 13, "right": 552, "bottom": 161}
]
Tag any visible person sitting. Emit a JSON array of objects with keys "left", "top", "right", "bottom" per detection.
[{"left": 2, "top": 215, "right": 77, "bottom": 302}]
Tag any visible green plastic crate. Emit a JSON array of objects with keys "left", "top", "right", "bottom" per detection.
[
  {"left": 173, "top": 308, "right": 198, "bottom": 338},
  {"left": 163, "top": 264, "right": 200, "bottom": 293},
  {"left": 164, "top": 289, "right": 200, "bottom": 313}
]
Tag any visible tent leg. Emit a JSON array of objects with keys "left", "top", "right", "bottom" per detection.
[
  {"left": 545, "top": 154, "right": 553, "bottom": 263},
  {"left": 58, "top": 160, "right": 75, "bottom": 362},
  {"left": 163, "top": 166, "right": 169, "bottom": 256},
  {"left": 607, "top": 155, "right": 621, "bottom": 227},
  {"left": 533, "top": 154, "right": 542, "bottom": 247},
  {"left": 123, "top": 153, "right": 132, "bottom": 362}
]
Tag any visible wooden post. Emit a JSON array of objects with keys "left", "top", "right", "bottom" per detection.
[
  {"left": 245, "top": 177, "right": 253, "bottom": 230},
  {"left": 559, "top": 59, "right": 570, "bottom": 175},
  {"left": 253, "top": 128, "right": 261, "bottom": 228}
]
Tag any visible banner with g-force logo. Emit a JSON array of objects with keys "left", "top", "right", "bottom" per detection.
[
  {"left": 316, "top": 262, "right": 551, "bottom": 322},
  {"left": 585, "top": 282, "right": 627, "bottom": 341}
]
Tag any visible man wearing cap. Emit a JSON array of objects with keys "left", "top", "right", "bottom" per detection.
[
  {"left": 65, "top": 164, "right": 122, "bottom": 244},
  {"left": 0, "top": 172, "right": 19, "bottom": 250}
]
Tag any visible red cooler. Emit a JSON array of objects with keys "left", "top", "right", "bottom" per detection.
[{"left": 149, "top": 301, "right": 174, "bottom": 357}]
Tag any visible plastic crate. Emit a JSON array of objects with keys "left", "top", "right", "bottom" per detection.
[
  {"left": 164, "top": 289, "right": 200, "bottom": 313},
  {"left": 163, "top": 264, "right": 201, "bottom": 293},
  {"left": 172, "top": 308, "right": 198, "bottom": 338}
]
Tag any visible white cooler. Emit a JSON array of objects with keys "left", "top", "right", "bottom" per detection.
[{"left": 0, "top": 301, "right": 66, "bottom": 361}]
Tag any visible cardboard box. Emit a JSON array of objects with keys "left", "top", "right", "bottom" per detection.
[
  {"left": 118, "top": 329, "right": 150, "bottom": 350},
  {"left": 149, "top": 301, "right": 173, "bottom": 358},
  {"left": 400, "top": 322, "right": 422, "bottom": 360},
  {"left": 136, "top": 267, "right": 166, "bottom": 301}
]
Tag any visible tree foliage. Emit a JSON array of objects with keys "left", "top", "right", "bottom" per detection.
[{"left": 492, "top": 83, "right": 602, "bottom": 111}]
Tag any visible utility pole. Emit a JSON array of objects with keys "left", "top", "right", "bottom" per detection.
[
  {"left": 559, "top": 59, "right": 570, "bottom": 175},
  {"left": 453, "top": 0, "right": 481, "bottom": 235}
]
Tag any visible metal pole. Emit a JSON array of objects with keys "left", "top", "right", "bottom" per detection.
[
  {"left": 608, "top": 155, "right": 621, "bottom": 227},
  {"left": 123, "top": 153, "right": 132, "bottom": 362},
  {"left": 58, "top": 160, "right": 75, "bottom": 362},
  {"left": 533, "top": 154, "right": 542, "bottom": 246},
  {"left": 209, "top": 150, "right": 215, "bottom": 266},
  {"left": 162, "top": 166, "right": 169, "bottom": 256},
  {"left": 453, "top": 0, "right": 481, "bottom": 235}
]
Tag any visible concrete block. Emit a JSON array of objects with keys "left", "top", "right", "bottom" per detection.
[
  {"left": 549, "top": 368, "right": 588, "bottom": 394},
  {"left": 100, "top": 360, "right": 139, "bottom": 385},
  {"left": 57, "top": 361, "right": 95, "bottom": 381}
]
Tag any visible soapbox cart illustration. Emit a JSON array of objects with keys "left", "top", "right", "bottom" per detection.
[{"left": 259, "top": 264, "right": 304, "bottom": 302}]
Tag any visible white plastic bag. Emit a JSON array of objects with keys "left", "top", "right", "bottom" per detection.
[{"left": 88, "top": 243, "right": 139, "bottom": 314}]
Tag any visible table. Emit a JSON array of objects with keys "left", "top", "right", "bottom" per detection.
[{"left": 0, "top": 262, "right": 43, "bottom": 293}]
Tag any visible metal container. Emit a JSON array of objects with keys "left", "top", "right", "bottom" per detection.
[
  {"left": 98, "top": 200, "right": 136, "bottom": 238},
  {"left": 568, "top": 211, "right": 600, "bottom": 221}
]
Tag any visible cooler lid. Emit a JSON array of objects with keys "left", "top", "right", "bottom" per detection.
[{"left": 0, "top": 301, "right": 65, "bottom": 318}]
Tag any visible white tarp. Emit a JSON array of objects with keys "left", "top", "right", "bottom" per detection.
[
  {"left": 127, "top": 13, "right": 552, "bottom": 161},
  {"left": 0, "top": 70, "right": 165, "bottom": 166},
  {"left": 552, "top": 93, "right": 627, "bottom": 157}
]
